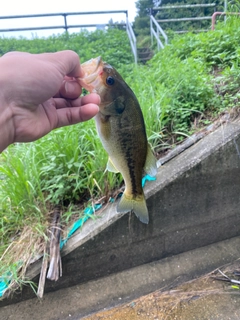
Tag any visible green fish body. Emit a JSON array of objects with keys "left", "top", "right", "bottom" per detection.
[{"left": 79, "top": 57, "right": 157, "bottom": 223}]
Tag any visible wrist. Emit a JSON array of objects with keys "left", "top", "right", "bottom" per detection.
[{"left": 0, "top": 105, "right": 14, "bottom": 152}]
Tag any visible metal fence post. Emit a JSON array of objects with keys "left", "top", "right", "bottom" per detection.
[
  {"left": 150, "top": 18, "right": 153, "bottom": 46},
  {"left": 63, "top": 14, "right": 68, "bottom": 32}
]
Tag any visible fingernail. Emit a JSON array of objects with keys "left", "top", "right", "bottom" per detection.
[
  {"left": 65, "top": 81, "right": 75, "bottom": 94},
  {"left": 97, "top": 95, "right": 101, "bottom": 104}
]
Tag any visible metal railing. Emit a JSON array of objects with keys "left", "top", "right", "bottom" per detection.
[
  {"left": 157, "top": 16, "right": 213, "bottom": 23},
  {"left": 0, "top": 11, "right": 128, "bottom": 32},
  {"left": 126, "top": 17, "right": 137, "bottom": 64},
  {"left": 150, "top": 15, "right": 168, "bottom": 50},
  {"left": 152, "top": 3, "right": 216, "bottom": 35},
  {"left": 0, "top": 11, "right": 137, "bottom": 63},
  {"left": 211, "top": 11, "right": 240, "bottom": 30},
  {"left": 154, "top": 3, "right": 216, "bottom": 10}
]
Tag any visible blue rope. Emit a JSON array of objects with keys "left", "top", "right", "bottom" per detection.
[
  {"left": 142, "top": 174, "right": 156, "bottom": 187},
  {"left": 60, "top": 174, "right": 156, "bottom": 249},
  {"left": 60, "top": 203, "right": 102, "bottom": 250},
  {"left": 0, "top": 275, "right": 10, "bottom": 297},
  {"left": 0, "top": 174, "right": 156, "bottom": 296}
]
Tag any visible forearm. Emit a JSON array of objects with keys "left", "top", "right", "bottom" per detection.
[{"left": 0, "top": 106, "right": 13, "bottom": 152}]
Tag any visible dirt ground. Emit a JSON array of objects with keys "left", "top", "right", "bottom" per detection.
[{"left": 82, "top": 261, "right": 240, "bottom": 320}]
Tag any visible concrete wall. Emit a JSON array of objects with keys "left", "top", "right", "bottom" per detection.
[{"left": 2, "top": 119, "right": 240, "bottom": 306}]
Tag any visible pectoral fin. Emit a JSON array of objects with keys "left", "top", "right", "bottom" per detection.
[
  {"left": 101, "top": 96, "right": 125, "bottom": 116},
  {"left": 107, "top": 157, "right": 119, "bottom": 173},
  {"left": 144, "top": 144, "right": 157, "bottom": 177},
  {"left": 117, "top": 192, "right": 149, "bottom": 224}
]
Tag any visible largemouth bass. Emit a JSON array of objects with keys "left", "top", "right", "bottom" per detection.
[{"left": 79, "top": 57, "right": 157, "bottom": 224}]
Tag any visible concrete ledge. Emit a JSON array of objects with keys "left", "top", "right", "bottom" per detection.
[
  {"left": 1, "top": 236, "right": 240, "bottom": 319},
  {"left": 1, "top": 119, "right": 240, "bottom": 306}
]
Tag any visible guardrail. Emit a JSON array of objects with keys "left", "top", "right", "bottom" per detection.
[
  {"left": 154, "top": 3, "right": 216, "bottom": 10},
  {"left": 157, "top": 16, "right": 213, "bottom": 23},
  {"left": 0, "top": 11, "right": 128, "bottom": 32},
  {"left": 150, "top": 15, "right": 168, "bottom": 50},
  {"left": 152, "top": 3, "right": 216, "bottom": 34},
  {"left": 126, "top": 17, "right": 137, "bottom": 64},
  {"left": 211, "top": 11, "right": 240, "bottom": 30},
  {"left": 0, "top": 11, "right": 138, "bottom": 63}
]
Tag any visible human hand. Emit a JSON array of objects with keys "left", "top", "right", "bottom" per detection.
[{"left": 0, "top": 50, "right": 100, "bottom": 152}]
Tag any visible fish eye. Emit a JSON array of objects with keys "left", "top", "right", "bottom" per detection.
[{"left": 106, "top": 76, "right": 115, "bottom": 86}]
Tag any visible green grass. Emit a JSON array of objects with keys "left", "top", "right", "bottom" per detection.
[
  {"left": 1, "top": 15, "right": 240, "bottom": 294},
  {"left": 0, "top": 121, "right": 122, "bottom": 292}
]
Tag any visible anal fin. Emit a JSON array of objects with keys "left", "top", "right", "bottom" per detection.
[{"left": 144, "top": 144, "right": 157, "bottom": 177}]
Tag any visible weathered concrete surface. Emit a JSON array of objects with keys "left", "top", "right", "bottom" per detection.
[
  {"left": 1, "top": 236, "right": 240, "bottom": 320},
  {"left": 1, "top": 119, "right": 240, "bottom": 307},
  {"left": 83, "top": 258, "right": 240, "bottom": 320}
]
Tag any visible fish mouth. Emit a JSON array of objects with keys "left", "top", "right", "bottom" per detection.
[{"left": 78, "top": 56, "right": 103, "bottom": 92}]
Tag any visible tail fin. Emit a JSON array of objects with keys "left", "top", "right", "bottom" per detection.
[{"left": 117, "top": 192, "right": 149, "bottom": 224}]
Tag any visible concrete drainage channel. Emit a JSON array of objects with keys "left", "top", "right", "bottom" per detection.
[{"left": 1, "top": 118, "right": 240, "bottom": 319}]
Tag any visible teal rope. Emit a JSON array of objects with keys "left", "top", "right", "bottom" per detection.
[
  {"left": 60, "top": 203, "right": 102, "bottom": 250},
  {"left": 0, "top": 275, "right": 10, "bottom": 297},
  {"left": 0, "top": 174, "right": 156, "bottom": 296}
]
